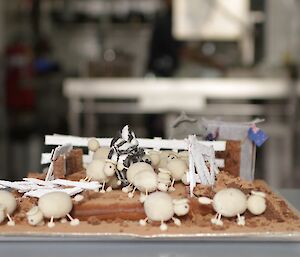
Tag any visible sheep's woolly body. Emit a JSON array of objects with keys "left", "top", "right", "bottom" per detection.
[
  {"left": 86, "top": 160, "right": 110, "bottom": 182},
  {"left": 133, "top": 170, "right": 158, "bottom": 193},
  {"left": 0, "top": 190, "right": 17, "bottom": 215},
  {"left": 212, "top": 188, "right": 247, "bottom": 217},
  {"left": 126, "top": 162, "right": 154, "bottom": 184},
  {"left": 38, "top": 192, "right": 73, "bottom": 219},
  {"left": 144, "top": 192, "right": 174, "bottom": 221}
]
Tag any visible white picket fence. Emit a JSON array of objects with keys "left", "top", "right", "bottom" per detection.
[{"left": 41, "top": 134, "right": 227, "bottom": 168}]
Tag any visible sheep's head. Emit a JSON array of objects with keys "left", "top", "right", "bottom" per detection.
[
  {"left": 173, "top": 198, "right": 189, "bottom": 216},
  {"left": 104, "top": 160, "right": 116, "bottom": 177},
  {"left": 157, "top": 182, "right": 169, "bottom": 192},
  {"left": 87, "top": 138, "right": 100, "bottom": 152},
  {"left": 167, "top": 153, "right": 178, "bottom": 161},
  {"left": 247, "top": 191, "right": 266, "bottom": 215},
  {"left": 26, "top": 206, "right": 44, "bottom": 226}
]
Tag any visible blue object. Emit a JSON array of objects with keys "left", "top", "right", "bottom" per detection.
[
  {"left": 34, "top": 58, "right": 57, "bottom": 73},
  {"left": 248, "top": 127, "right": 268, "bottom": 147}
]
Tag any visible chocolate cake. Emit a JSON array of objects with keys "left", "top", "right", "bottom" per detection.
[{"left": 0, "top": 126, "right": 299, "bottom": 238}]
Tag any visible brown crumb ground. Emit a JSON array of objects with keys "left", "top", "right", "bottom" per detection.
[{"left": 1, "top": 170, "right": 299, "bottom": 237}]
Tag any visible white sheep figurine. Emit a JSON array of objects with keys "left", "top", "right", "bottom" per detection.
[
  {"left": 198, "top": 188, "right": 267, "bottom": 226},
  {"left": 83, "top": 159, "right": 117, "bottom": 193},
  {"left": 157, "top": 169, "right": 172, "bottom": 192},
  {"left": 158, "top": 158, "right": 189, "bottom": 192},
  {"left": 157, "top": 151, "right": 178, "bottom": 170},
  {"left": 122, "top": 162, "right": 158, "bottom": 202},
  {"left": 130, "top": 169, "right": 158, "bottom": 202},
  {"left": 122, "top": 162, "right": 154, "bottom": 190},
  {"left": 0, "top": 190, "right": 17, "bottom": 226},
  {"left": 26, "top": 191, "right": 80, "bottom": 228},
  {"left": 147, "top": 150, "right": 161, "bottom": 169},
  {"left": 139, "top": 191, "right": 189, "bottom": 231}
]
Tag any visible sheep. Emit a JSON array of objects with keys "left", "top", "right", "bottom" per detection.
[
  {"left": 121, "top": 162, "right": 154, "bottom": 193},
  {"left": 157, "top": 151, "right": 178, "bottom": 170},
  {"left": 130, "top": 170, "right": 158, "bottom": 202},
  {"left": 82, "top": 159, "right": 117, "bottom": 193},
  {"left": 147, "top": 150, "right": 161, "bottom": 169},
  {"left": 157, "top": 169, "right": 172, "bottom": 192},
  {"left": 139, "top": 192, "right": 189, "bottom": 231},
  {"left": 158, "top": 158, "right": 189, "bottom": 192},
  {"left": 0, "top": 190, "right": 17, "bottom": 226},
  {"left": 178, "top": 151, "right": 189, "bottom": 165},
  {"left": 198, "top": 188, "right": 267, "bottom": 226},
  {"left": 26, "top": 191, "right": 80, "bottom": 228}
]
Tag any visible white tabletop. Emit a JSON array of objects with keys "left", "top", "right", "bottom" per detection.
[{"left": 64, "top": 78, "right": 300, "bottom": 100}]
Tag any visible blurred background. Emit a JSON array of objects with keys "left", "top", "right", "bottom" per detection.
[{"left": 0, "top": 0, "right": 299, "bottom": 188}]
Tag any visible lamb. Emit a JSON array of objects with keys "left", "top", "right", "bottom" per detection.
[
  {"left": 122, "top": 162, "right": 158, "bottom": 202},
  {"left": 83, "top": 159, "right": 117, "bottom": 193},
  {"left": 26, "top": 191, "right": 80, "bottom": 228},
  {"left": 198, "top": 188, "right": 267, "bottom": 226},
  {"left": 147, "top": 150, "right": 161, "bottom": 169},
  {"left": 0, "top": 190, "right": 17, "bottom": 226},
  {"left": 121, "top": 162, "right": 154, "bottom": 193},
  {"left": 157, "top": 151, "right": 178, "bottom": 170},
  {"left": 157, "top": 169, "right": 172, "bottom": 192},
  {"left": 158, "top": 158, "right": 189, "bottom": 191},
  {"left": 129, "top": 170, "right": 158, "bottom": 202},
  {"left": 139, "top": 192, "right": 189, "bottom": 231}
]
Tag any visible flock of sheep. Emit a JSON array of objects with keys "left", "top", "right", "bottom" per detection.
[{"left": 0, "top": 132, "right": 267, "bottom": 231}]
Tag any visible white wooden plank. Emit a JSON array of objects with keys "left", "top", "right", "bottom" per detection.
[
  {"left": 41, "top": 153, "right": 92, "bottom": 165},
  {"left": 45, "top": 135, "right": 226, "bottom": 151},
  {"left": 41, "top": 152, "right": 225, "bottom": 168}
]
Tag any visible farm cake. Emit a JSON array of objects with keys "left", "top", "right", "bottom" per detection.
[{"left": 0, "top": 125, "right": 299, "bottom": 237}]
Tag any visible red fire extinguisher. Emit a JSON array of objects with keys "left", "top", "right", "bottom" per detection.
[{"left": 5, "top": 42, "right": 35, "bottom": 111}]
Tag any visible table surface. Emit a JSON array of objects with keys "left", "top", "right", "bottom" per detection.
[
  {"left": 0, "top": 189, "right": 299, "bottom": 257},
  {"left": 64, "top": 78, "right": 300, "bottom": 99}
]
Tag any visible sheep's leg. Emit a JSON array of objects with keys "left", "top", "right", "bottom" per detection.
[
  {"left": 172, "top": 217, "right": 181, "bottom": 226},
  {"left": 211, "top": 213, "right": 223, "bottom": 226},
  {"left": 211, "top": 213, "right": 218, "bottom": 224},
  {"left": 81, "top": 176, "right": 89, "bottom": 182},
  {"left": 139, "top": 217, "right": 148, "bottom": 226},
  {"left": 237, "top": 213, "right": 245, "bottom": 226},
  {"left": 168, "top": 179, "right": 175, "bottom": 192},
  {"left": 122, "top": 183, "right": 132, "bottom": 193},
  {"left": 48, "top": 216, "right": 55, "bottom": 228},
  {"left": 139, "top": 190, "right": 148, "bottom": 203},
  {"left": 106, "top": 186, "right": 112, "bottom": 192},
  {"left": 6, "top": 214, "right": 15, "bottom": 226},
  {"left": 160, "top": 220, "right": 168, "bottom": 231},
  {"left": 128, "top": 187, "right": 136, "bottom": 198},
  {"left": 60, "top": 218, "right": 67, "bottom": 224},
  {"left": 66, "top": 214, "right": 80, "bottom": 226},
  {"left": 100, "top": 181, "right": 106, "bottom": 193}
]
